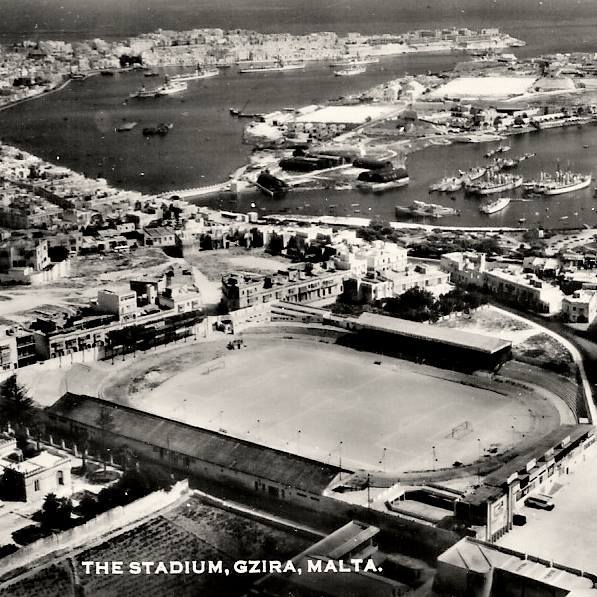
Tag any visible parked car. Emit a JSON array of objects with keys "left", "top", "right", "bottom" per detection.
[{"left": 525, "top": 494, "right": 555, "bottom": 510}]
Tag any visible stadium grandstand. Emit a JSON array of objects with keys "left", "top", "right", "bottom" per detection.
[{"left": 270, "top": 302, "right": 512, "bottom": 373}]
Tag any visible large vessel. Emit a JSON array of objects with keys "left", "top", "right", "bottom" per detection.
[
  {"left": 524, "top": 171, "right": 592, "bottom": 195},
  {"left": 129, "top": 85, "right": 159, "bottom": 99},
  {"left": 334, "top": 65, "right": 367, "bottom": 76},
  {"left": 154, "top": 79, "right": 188, "bottom": 96},
  {"left": 458, "top": 166, "right": 486, "bottom": 183},
  {"left": 396, "top": 201, "right": 459, "bottom": 218},
  {"left": 169, "top": 66, "right": 219, "bottom": 82},
  {"left": 480, "top": 196, "right": 511, "bottom": 214},
  {"left": 466, "top": 173, "right": 523, "bottom": 195},
  {"left": 239, "top": 58, "right": 305, "bottom": 73},
  {"left": 329, "top": 56, "right": 380, "bottom": 67}
]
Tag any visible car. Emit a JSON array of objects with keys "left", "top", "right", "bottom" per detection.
[{"left": 525, "top": 494, "right": 555, "bottom": 510}]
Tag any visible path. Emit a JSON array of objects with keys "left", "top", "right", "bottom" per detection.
[{"left": 492, "top": 305, "right": 595, "bottom": 423}]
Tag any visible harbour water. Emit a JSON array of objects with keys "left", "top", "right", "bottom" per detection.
[
  {"left": 211, "top": 124, "right": 597, "bottom": 229},
  {"left": 0, "top": 55, "right": 459, "bottom": 191},
  {"left": 2, "top": 0, "right": 597, "bottom": 229}
]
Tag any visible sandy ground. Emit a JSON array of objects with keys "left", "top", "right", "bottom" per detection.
[
  {"left": 225, "top": 255, "right": 289, "bottom": 272},
  {"left": 499, "top": 443, "right": 597, "bottom": 573},
  {"left": 294, "top": 104, "right": 399, "bottom": 124},
  {"left": 191, "top": 268, "right": 222, "bottom": 308},
  {"left": 428, "top": 76, "right": 537, "bottom": 100},
  {"left": 116, "top": 340, "right": 555, "bottom": 474},
  {"left": 0, "top": 248, "right": 175, "bottom": 324},
  {"left": 436, "top": 306, "right": 536, "bottom": 345}
]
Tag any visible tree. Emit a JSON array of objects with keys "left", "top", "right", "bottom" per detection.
[
  {"left": 41, "top": 493, "right": 73, "bottom": 529},
  {"left": 0, "top": 375, "right": 35, "bottom": 450},
  {"left": 382, "top": 287, "right": 438, "bottom": 322},
  {"left": 266, "top": 233, "right": 284, "bottom": 256},
  {"left": 96, "top": 407, "right": 115, "bottom": 470},
  {"left": 74, "top": 428, "right": 90, "bottom": 471}
]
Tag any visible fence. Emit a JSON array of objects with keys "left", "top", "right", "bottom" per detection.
[{"left": 0, "top": 480, "right": 189, "bottom": 577}]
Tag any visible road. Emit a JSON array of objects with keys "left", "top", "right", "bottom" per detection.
[{"left": 492, "top": 301, "right": 597, "bottom": 418}]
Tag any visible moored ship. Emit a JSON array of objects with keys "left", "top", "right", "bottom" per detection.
[
  {"left": 334, "top": 65, "right": 367, "bottom": 76},
  {"left": 329, "top": 56, "right": 380, "bottom": 67},
  {"left": 129, "top": 85, "right": 159, "bottom": 99},
  {"left": 484, "top": 144, "right": 511, "bottom": 158},
  {"left": 480, "top": 196, "right": 511, "bottom": 214},
  {"left": 458, "top": 166, "right": 486, "bottom": 182},
  {"left": 524, "top": 171, "right": 592, "bottom": 195},
  {"left": 466, "top": 172, "right": 523, "bottom": 195},
  {"left": 239, "top": 58, "right": 305, "bottom": 73},
  {"left": 169, "top": 66, "right": 219, "bottom": 82},
  {"left": 155, "top": 79, "right": 188, "bottom": 96}
]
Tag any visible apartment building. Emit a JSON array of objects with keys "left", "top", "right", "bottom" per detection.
[
  {"left": 561, "top": 289, "right": 597, "bottom": 323},
  {"left": 222, "top": 265, "right": 344, "bottom": 311}
]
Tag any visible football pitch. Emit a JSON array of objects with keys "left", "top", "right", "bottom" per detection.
[{"left": 132, "top": 341, "right": 552, "bottom": 473}]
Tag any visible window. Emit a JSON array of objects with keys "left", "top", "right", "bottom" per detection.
[
  {"left": 57, "top": 471, "right": 64, "bottom": 485},
  {"left": 34, "top": 480, "right": 40, "bottom": 491}
]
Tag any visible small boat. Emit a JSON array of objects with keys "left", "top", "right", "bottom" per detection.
[
  {"left": 142, "top": 123, "right": 173, "bottom": 136},
  {"left": 480, "top": 196, "right": 511, "bottom": 214},
  {"left": 518, "top": 217, "right": 527, "bottom": 223},
  {"left": 115, "top": 121, "right": 138, "bottom": 132},
  {"left": 334, "top": 65, "right": 367, "bottom": 76}
]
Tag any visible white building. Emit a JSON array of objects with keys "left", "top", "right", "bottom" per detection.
[
  {"left": 96, "top": 289, "right": 139, "bottom": 322},
  {"left": 561, "top": 290, "right": 597, "bottom": 323}
]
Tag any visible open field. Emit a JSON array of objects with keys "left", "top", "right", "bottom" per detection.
[
  {"left": 184, "top": 247, "right": 290, "bottom": 281},
  {"left": 121, "top": 340, "right": 559, "bottom": 474}
]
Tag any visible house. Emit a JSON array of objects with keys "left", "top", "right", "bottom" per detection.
[
  {"left": 0, "top": 437, "right": 71, "bottom": 504},
  {"left": 143, "top": 227, "right": 176, "bottom": 247}
]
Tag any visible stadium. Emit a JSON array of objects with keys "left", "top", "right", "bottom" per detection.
[
  {"left": 75, "top": 305, "right": 570, "bottom": 479},
  {"left": 110, "top": 339, "right": 560, "bottom": 475},
  {"left": 45, "top": 305, "right": 594, "bottom": 544}
]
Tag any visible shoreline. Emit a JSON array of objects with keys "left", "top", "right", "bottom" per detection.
[{"left": 1, "top": 40, "right": 595, "bottom": 231}]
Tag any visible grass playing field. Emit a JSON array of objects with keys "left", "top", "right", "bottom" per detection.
[{"left": 128, "top": 340, "right": 557, "bottom": 474}]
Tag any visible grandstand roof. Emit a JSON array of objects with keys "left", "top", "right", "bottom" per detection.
[
  {"left": 49, "top": 393, "right": 343, "bottom": 494},
  {"left": 356, "top": 312, "right": 511, "bottom": 354},
  {"left": 439, "top": 538, "right": 595, "bottom": 592}
]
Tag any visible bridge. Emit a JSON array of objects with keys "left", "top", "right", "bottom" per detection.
[{"left": 157, "top": 181, "right": 231, "bottom": 199}]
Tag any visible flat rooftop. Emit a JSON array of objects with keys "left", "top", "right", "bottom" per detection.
[
  {"left": 439, "top": 537, "right": 596, "bottom": 593},
  {"left": 355, "top": 312, "right": 511, "bottom": 354}
]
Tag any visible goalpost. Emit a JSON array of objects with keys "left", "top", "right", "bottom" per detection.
[
  {"left": 445, "top": 420, "right": 472, "bottom": 440},
  {"left": 201, "top": 359, "right": 226, "bottom": 375}
]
